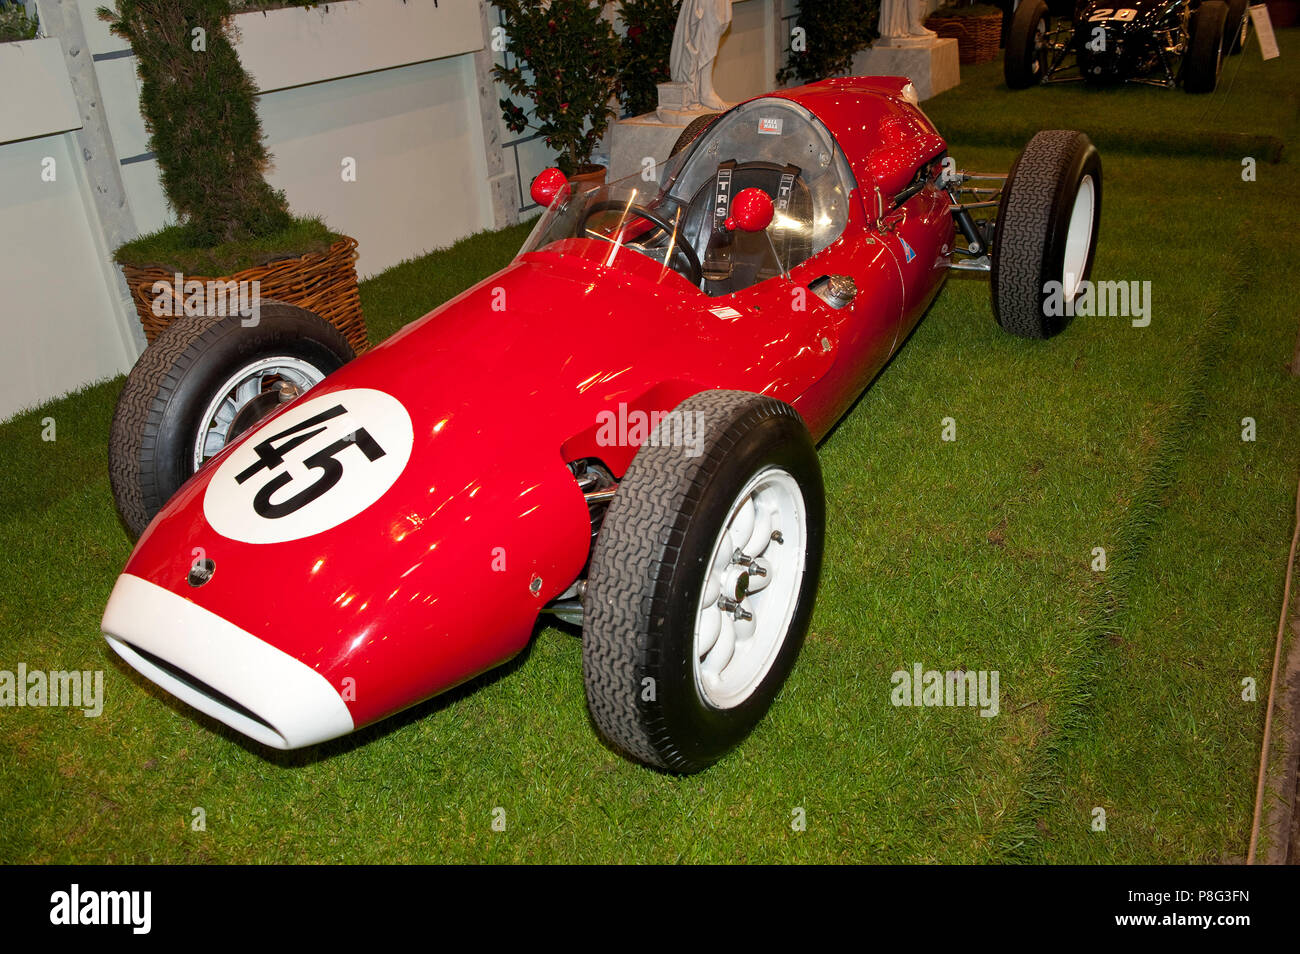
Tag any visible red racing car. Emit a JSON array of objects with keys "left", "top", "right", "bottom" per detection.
[{"left": 104, "top": 77, "right": 1101, "bottom": 772}]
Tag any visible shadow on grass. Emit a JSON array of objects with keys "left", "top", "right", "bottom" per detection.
[
  {"left": 104, "top": 610, "right": 679, "bottom": 777},
  {"left": 101, "top": 624, "right": 544, "bottom": 768}
]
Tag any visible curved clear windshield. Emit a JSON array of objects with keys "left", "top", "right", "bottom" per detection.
[{"left": 518, "top": 98, "right": 858, "bottom": 297}]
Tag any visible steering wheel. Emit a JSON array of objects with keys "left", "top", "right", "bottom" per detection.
[{"left": 578, "top": 200, "right": 702, "bottom": 287}]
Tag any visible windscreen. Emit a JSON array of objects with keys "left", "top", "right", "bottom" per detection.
[{"left": 517, "top": 98, "right": 857, "bottom": 290}]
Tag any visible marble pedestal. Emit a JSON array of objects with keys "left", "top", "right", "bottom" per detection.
[
  {"left": 850, "top": 36, "right": 960, "bottom": 101},
  {"left": 608, "top": 110, "right": 699, "bottom": 182}
]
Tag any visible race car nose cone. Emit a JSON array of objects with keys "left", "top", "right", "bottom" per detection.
[{"left": 102, "top": 574, "right": 355, "bottom": 749}]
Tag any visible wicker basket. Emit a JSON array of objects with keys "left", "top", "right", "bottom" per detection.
[
  {"left": 121, "top": 235, "right": 368, "bottom": 354},
  {"left": 924, "top": 12, "right": 1003, "bottom": 64}
]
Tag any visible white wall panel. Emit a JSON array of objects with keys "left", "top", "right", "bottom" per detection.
[
  {"left": 0, "top": 38, "right": 80, "bottom": 144},
  {"left": 235, "top": 0, "right": 482, "bottom": 93},
  {"left": 0, "top": 133, "right": 134, "bottom": 418},
  {"left": 257, "top": 54, "right": 488, "bottom": 279}
]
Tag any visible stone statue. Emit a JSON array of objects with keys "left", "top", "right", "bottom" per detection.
[
  {"left": 878, "top": 0, "right": 939, "bottom": 46},
  {"left": 668, "top": 0, "right": 733, "bottom": 111}
]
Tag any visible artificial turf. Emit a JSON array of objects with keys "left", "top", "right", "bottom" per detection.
[{"left": 0, "top": 31, "right": 1297, "bottom": 863}]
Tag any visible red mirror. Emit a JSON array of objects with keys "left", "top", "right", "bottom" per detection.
[
  {"left": 725, "top": 187, "right": 774, "bottom": 233},
  {"left": 530, "top": 168, "right": 570, "bottom": 208}
]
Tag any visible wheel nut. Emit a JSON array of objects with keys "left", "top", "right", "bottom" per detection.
[{"left": 718, "top": 596, "right": 752, "bottom": 622}]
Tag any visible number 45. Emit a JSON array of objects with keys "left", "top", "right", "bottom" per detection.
[{"left": 235, "top": 403, "right": 387, "bottom": 519}]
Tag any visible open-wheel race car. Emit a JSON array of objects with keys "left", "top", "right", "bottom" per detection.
[
  {"left": 1005, "top": 0, "right": 1251, "bottom": 92},
  {"left": 103, "top": 77, "right": 1101, "bottom": 773}
]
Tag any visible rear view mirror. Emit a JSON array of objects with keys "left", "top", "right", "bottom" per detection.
[
  {"left": 725, "top": 188, "right": 774, "bottom": 233},
  {"left": 530, "top": 168, "right": 570, "bottom": 208}
]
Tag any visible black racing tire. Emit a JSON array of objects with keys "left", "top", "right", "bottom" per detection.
[
  {"left": 109, "top": 301, "right": 355, "bottom": 538},
  {"left": 990, "top": 129, "right": 1102, "bottom": 339},
  {"left": 1224, "top": 0, "right": 1248, "bottom": 54},
  {"left": 582, "top": 390, "right": 825, "bottom": 774},
  {"left": 1185, "top": 1, "right": 1228, "bottom": 92},
  {"left": 669, "top": 113, "right": 720, "bottom": 157},
  {"left": 1005, "top": 0, "right": 1052, "bottom": 89}
]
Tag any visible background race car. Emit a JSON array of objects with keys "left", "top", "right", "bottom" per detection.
[{"left": 1005, "top": 0, "right": 1251, "bottom": 92}]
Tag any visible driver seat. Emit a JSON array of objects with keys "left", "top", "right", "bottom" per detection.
[{"left": 680, "top": 160, "right": 814, "bottom": 296}]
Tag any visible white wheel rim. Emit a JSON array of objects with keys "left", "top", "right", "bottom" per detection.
[
  {"left": 192, "top": 357, "right": 325, "bottom": 470},
  {"left": 692, "top": 466, "right": 808, "bottom": 710},
  {"left": 1061, "top": 174, "right": 1096, "bottom": 302}
]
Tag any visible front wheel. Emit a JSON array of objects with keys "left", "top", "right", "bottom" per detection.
[
  {"left": 1004, "top": 0, "right": 1052, "bottom": 89},
  {"left": 109, "top": 301, "right": 355, "bottom": 538},
  {"left": 582, "top": 390, "right": 825, "bottom": 773},
  {"left": 990, "top": 129, "right": 1102, "bottom": 339}
]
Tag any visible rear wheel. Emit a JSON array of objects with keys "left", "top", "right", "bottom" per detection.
[
  {"left": 582, "top": 390, "right": 824, "bottom": 773},
  {"left": 1185, "top": 1, "right": 1228, "bottom": 93},
  {"left": 670, "top": 113, "right": 720, "bottom": 157},
  {"left": 991, "top": 130, "right": 1102, "bottom": 339},
  {"left": 1005, "top": 0, "right": 1051, "bottom": 89},
  {"left": 109, "top": 301, "right": 354, "bottom": 538}
]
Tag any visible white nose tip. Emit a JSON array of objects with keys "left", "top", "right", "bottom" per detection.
[{"left": 102, "top": 574, "right": 355, "bottom": 749}]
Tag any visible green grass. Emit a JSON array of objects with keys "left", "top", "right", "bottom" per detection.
[
  {"left": 358, "top": 220, "right": 536, "bottom": 344},
  {"left": 920, "top": 30, "right": 1300, "bottom": 862},
  {"left": 1020, "top": 170, "right": 1300, "bottom": 863},
  {"left": 923, "top": 31, "right": 1294, "bottom": 162},
  {"left": 1, "top": 34, "right": 1298, "bottom": 863}
]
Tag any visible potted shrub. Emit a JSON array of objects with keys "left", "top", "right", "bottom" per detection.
[
  {"left": 491, "top": 0, "right": 623, "bottom": 188},
  {"left": 100, "top": 0, "right": 367, "bottom": 537},
  {"left": 99, "top": 0, "right": 365, "bottom": 352}
]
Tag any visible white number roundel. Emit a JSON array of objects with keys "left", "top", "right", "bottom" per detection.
[{"left": 204, "top": 388, "right": 414, "bottom": 544}]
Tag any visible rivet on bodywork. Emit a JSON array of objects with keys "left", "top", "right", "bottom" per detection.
[
  {"left": 188, "top": 559, "right": 216, "bottom": 587},
  {"left": 529, "top": 575, "right": 543, "bottom": 596}
]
